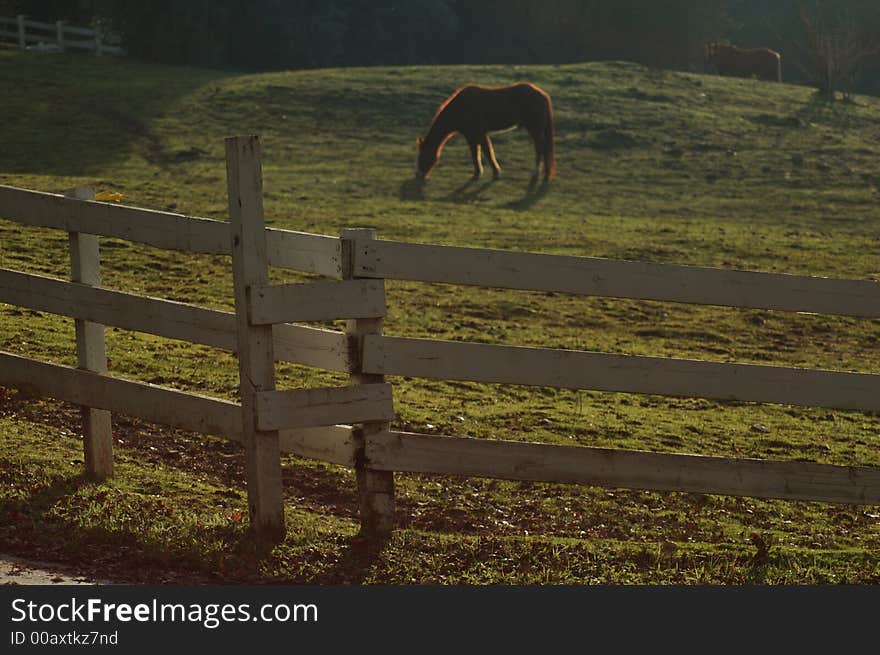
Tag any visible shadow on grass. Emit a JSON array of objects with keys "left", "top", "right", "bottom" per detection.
[
  {"left": 0, "top": 51, "right": 229, "bottom": 176},
  {"left": 0, "top": 467, "right": 390, "bottom": 584},
  {"left": 793, "top": 91, "right": 864, "bottom": 130},
  {"left": 312, "top": 533, "right": 390, "bottom": 584},
  {"left": 443, "top": 177, "right": 498, "bottom": 203},
  {"left": 398, "top": 177, "right": 426, "bottom": 201},
  {"left": 0, "top": 472, "right": 249, "bottom": 583},
  {"left": 502, "top": 178, "right": 551, "bottom": 210}
]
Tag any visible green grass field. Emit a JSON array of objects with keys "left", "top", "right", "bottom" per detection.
[{"left": 1, "top": 49, "right": 879, "bottom": 583}]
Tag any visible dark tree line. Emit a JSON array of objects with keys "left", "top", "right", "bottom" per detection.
[{"left": 3, "top": 0, "right": 878, "bottom": 92}]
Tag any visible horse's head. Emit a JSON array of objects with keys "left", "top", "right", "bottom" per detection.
[{"left": 415, "top": 135, "right": 437, "bottom": 180}]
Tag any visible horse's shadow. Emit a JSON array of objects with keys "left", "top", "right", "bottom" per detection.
[
  {"left": 398, "top": 176, "right": 498, "bottom": 203},
  {"left": 399, "top": 175, "right": 551, "bottom": 209},
  {"left": 444, "top": 177, "right": 498, "bottom": 203},
  {"left": 502, "top": 177, "right": 551, "bottom": 210},
  {"left": 398, "top": 178, "right": 426, "bottom": 201}
]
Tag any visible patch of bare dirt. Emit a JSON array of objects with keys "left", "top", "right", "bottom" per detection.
[{"left": 0, "top": 554, "right": 110, "bottom": 586}]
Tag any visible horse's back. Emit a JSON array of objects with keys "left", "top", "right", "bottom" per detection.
[
  {"left": 457, "top": 82, "right": 550, "bottom": 105},
  {"left": 449, "top": 83, "right": 550, "bottom": 133},
  {"left": 709, "top": 43, "right": 781, "bottom": 82}
]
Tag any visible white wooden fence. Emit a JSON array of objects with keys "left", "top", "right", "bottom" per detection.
[
  {"left": 1, "top": 135, "right": 878, "bottom": 544},
  {"left": 0, "top": 15, "right": 123, "bottom": 56},
  {"left": 0, "top": 136, "right": 391, "bottom": 541}
]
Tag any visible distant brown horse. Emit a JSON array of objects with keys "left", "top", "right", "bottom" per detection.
[
  {"left": 705, "top": 41, "right": 782, "bottom": 83},
  {"left": 415, "top": 82, "right": 555, "bottom": 183}
]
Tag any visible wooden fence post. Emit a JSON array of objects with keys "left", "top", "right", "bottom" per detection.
[
  {"left": 55, "top": 21, "right": 64, "bottom": 51},
  {"left": 341, "top": 228, "right": 395, "bottom": 537},
  {"left": 226, "top": 135, "right": 285, "bottom": 543},
  {"left": 66, "top": 187, "right": 113, "bottom": 479},
  {"left": 17, "top": 14, "right": 25, "bottom": 49}
]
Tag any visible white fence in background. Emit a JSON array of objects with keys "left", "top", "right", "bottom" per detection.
[{"left": 0, "top": 14, "right": 123, "bottom": 56}]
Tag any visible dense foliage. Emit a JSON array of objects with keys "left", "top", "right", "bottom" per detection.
[{"left": 3, "top": 1, "right": 878, "bottom": 90}]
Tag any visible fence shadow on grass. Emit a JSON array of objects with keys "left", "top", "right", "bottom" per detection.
[
  {"left": 311, "top": 533, "right": 389, "bottom": 584},
  {"left": 0, "top": 471, "right": 273, "bottom": 583},
  {"left": 0, "top": 467, "right": 394, "bottom": 584}
]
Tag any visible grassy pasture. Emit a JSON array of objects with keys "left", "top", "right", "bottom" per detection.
[{"left": 1, "top": 50, "right": 879, "bottom": 583}]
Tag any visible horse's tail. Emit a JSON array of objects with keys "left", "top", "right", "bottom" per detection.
[{"left": 544, "top": 94, "right": 556, "bottom": 178}]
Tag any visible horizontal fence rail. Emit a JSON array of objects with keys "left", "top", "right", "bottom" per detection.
[
  {"left": 365, "top": 431, "right": 880, "bottom": 505},
  {"left": 265, "top": 228, "right": 342, "bottom": 278},
  {"left": 0, "top": 185, "right": 231, "bottom": 255},
  {"left": 352, "top": 238, "right": 880, "bottom": 317},
  {"left": 0, "top": 267, "right": 352, "bottom": 372},
  {"left": 0, "top": 267, "right": 234, "bottom": 349},
  {"left": 272, "top": 323, "right": 350, "bottom": 372},
  {"left": 0, "top": 185, "right": 342, "bottom": 276},
  {"left": 0, "top": 350, "right": 242, "bottom": 439},
  {"left": 363, "top": 335, "right": 880, "bottom": 412},
  {"left": 278, "top": 424, "right": 356, "bottom": 467},
  {"left": 256, "top": 383, "right": 395, "bottom": 431},
  {"left": 0, "top": 349, "right": 357, "bottom": 464},
  {"left": 249, "top": 279, "right": 385, "bottom": 325}
]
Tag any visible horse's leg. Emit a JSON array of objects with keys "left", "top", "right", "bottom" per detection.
[
  {"left": 542, "top": 119, "right": 554, "bottom": 182},
  {"left": 467, "top": 137, "right": 483, "bottom": 180},
  {"left": 482, "top": 135, "right": 501, "bottom": 179},
  {"left": 528, "top": 130, "right": 543, "bottom": 184}
]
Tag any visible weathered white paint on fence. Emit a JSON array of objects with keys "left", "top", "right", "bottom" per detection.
[
  {"left": 278, "top": 425, "right": 357, "bottom": 467},
  {"left": 0, "top": 348, "right": 355, "bottom": 466},
  {"left": 272, "top": 323, "right": 350, "bottom": 372},
  {"left": 342, "top": 228, "right": 396, "bottom": 536},
  {"left": 0, "top": 267, "right": 236, "bottom": 349},
  {"left": 255, "top": 383, "right": 394, "bottom": 431},
  {"left": 366, "top": 431, "right": 880, "bottom": 505},
  {"left": 0, "top": 187, "right": 346, "bottom": 277},
  {"left": 249, "top": 279, "right": 386, "bottom": 325},
  {"left": 0, "top": 186, "right": 230, "bottom": 255},
  {"left": 226, "top": 135, "right": 284, "bottom": 541},
  {"left": 352, "top": 239, "right": 880, "bottom": 317},
  {"left": 0, "top": 350, "right": 242, "bottom": 439},
  {"left": 363, "top": 335, "right": 880, "bottom": 412},
  {"left": 66, "top": 186, "right": 113, "bottom": 479},
  {"left": 265, "top": 228, "right": 342, "bottom": 277},
  {"left": 0, "top": 267, "right": 350, "bottom": 371}
]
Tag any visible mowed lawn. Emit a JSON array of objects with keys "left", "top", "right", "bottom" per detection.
[{"left": 1, "top": 49, "right": 879, "bottom": 583}]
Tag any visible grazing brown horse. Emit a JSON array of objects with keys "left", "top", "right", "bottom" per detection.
[
  {"left": 415, "top": 82, "right": 555, "bottom": 183},
  {"left": 705, "top": 41, "right": 782, "bottom": 83}
]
